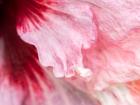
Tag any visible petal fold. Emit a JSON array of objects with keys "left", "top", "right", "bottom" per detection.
[{"left": 17, "top": 1, "right": 97, "bottom": 77}]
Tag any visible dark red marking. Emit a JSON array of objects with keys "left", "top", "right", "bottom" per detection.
[{"left": 0, "top": 0, "right": 53, "bottom": 95}]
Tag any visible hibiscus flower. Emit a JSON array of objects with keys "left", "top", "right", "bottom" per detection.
[{"left": 0, "top": 0, "right": 140, "bottom": 105}]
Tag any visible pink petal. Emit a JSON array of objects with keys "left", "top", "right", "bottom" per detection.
[
  {"left": 1, "top": 0, "right": 140, "bottom": 105},
  {"left": 80, "top": 0, "right": 140, "bottom": 90},
  {"left": 17, "top": 0, "right": 140, "bottom": 91},
  {"left": 17, "top": 1, "right": 97, "bottom": 77},
  {"left": 0, "top": 32, "right": 99, "bottom": 105}
]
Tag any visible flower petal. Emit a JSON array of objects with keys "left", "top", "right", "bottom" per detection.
[
  {"left": 37, "top": 71, "right": 101, "bottom": 105},
  {"left": 17, "top": 0, "right": 140, "bottom": 92},
  {"left": 17, "top": 1, "right": 97, "bottom": 77},
  {"left": 0, "top": 29, "right": 53, "bottom": 100},
  {"left": 81, "top": 0, "right": 140, "bottom": 90}
]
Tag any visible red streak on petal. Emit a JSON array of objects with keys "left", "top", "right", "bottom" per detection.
[
  {"left": 3, "top": 31, "right": 53, "bottom": 90},
  {"left": 0, "top": 1, "right": 54, "bottom": 103},
  {"left": 17, "top": 0, "right": 47, "bottom": 29}
]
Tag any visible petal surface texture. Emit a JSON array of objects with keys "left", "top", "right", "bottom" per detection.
[
  {"left": 17, "top": 0, "right": 97, "bottom": 77},
  {"left": 1, "top": 0, "right": 140, "bottom": 105},
  {"left": 18, "top": 0, "right": 140, "bottom": 90}
]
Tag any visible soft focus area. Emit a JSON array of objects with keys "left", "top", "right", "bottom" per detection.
[{"left": 0, "top": 0, "right": 140, "bottom": 105}]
